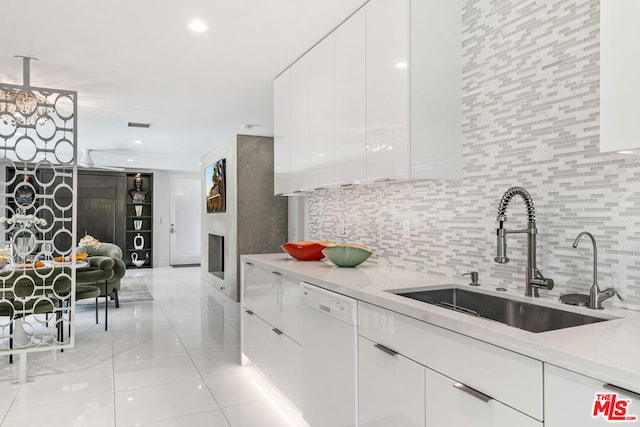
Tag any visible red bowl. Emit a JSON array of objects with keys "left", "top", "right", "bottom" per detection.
[{"left": 281, "top": 241, "right": 327, "bottom": 261}]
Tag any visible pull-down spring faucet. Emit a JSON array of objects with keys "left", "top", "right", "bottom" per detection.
[{"left": 494, "top": 187, "right": 554, "bottom": 297}]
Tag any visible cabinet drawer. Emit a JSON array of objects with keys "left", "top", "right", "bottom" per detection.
[
  {"left": 242, "top": 309, "right": 303, "bottom": 409},
  {"left": 278, "top": 275, "right": 303, "bottom": 344},
  {"left": 545, "top": 364, "right": 640, "bottom": 426},
  {"left": 426, "top": 368, "right": 542, "bottom": 427},
  {"left": 359, "top": 336, "right": 425, "bottom": 426},
  {"left": 358, "top": 301, "right": 543, "bottom": 420},
  {"left": 243, "top": 264, "right": 279, "bottom": 326},
  {"left": 243, "top": 264, "right": 302, "bottom": 344}
]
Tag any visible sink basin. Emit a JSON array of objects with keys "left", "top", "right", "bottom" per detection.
[{"left": 389, "top": 287, "right": 613, "bottom": 333}]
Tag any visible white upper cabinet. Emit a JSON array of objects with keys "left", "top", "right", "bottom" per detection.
[
  {"left": 365, "top": 0, "right": 410, "bottom": 183},
  {"left": 334, "top": 7, "right": 366, "bottom": 186},
  {"left": 600, "top": 0, "right": 640, "bottom": 153},
  {"left": 410, "top": 0, "right": 462, "bottom": 179},
  {"left": 273, "top": 0, "right": 463, "bottom": 192},
  {"left": 273, "top": 70, "right": 292, "bottom": 195},
  {"left": 308, "top": 34, "right": 336, "bottom": 190},
  {"left": 290, "top": 55, "right": 311, "bottom": 193}
]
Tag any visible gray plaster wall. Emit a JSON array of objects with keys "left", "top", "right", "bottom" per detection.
[{"left": 201, "top": 134, "right": 288, "bottom": 301}]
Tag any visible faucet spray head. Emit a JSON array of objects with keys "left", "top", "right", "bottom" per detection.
[{"left": 495, "top": 222, "right": 509, "bottom": 263}]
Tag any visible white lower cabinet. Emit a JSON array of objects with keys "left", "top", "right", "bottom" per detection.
[
  {"left": 358, "top": 301, "right": 543, "bottom": 421},
  {"left": 358, "top": 336, "right": 425, "bottom": 427},
  {"left": 545, "top": 364, "right": 640, "bottom": 426},
  {"left": 241, "top": 262, "right": 303, "bottom": 409},
  {"left": 242, "top": 262, "right": 636, "bottom": 427},
  {"left": 426, "top": 368, "right": 541, "bottom": 427},
  {"left": 242, "top": 309, "right": 302, "bottom": 409}
]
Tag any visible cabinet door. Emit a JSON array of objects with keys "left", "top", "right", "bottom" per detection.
[
  {"left": 308, "top": 34, "right": 336, "bottom": 190},
  {"left": 600, "top": 0, "right": 640, "bottom": 153},
  {"left": 289, "top": 55, "right": 311, "bottom": 192},
  {"left": 365, "top": 0, "right": 409, "bottom": 183},
  {"left": 243, "top": 263, "right": 279, "bottom": 327},
  {"left": 242, "top": 309, "right": 303, "bottom": 410},
  {"left": 545, "top": 364, "right": 640, "bottom": 426},
  {"left": 359, "top": 336, "right": 425, "bottom": 427},
  {"left": 242, "top": 309, "right": 278, "bottom": 379},
  {"left": 242, "top": 261, "right": 262, "bottom": 311},
  {"left": 274, "top": 70, "right": 292, "bottom": 195},
  {"left": 334, "top": 8, "right": 366, "bottom": 185},
  {"left": 272, "top": 272, "right": 302, "bottom": 344},
  {"left": 410, "top": 0, "right": 462, "bottom": 179},
  {"left": 426, "top": 368, "right": 542, "bottom": 427}
]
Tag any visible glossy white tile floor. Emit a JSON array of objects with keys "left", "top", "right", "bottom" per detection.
[{"left": 0, "top": 267, "right": 309, "bottom": 427}]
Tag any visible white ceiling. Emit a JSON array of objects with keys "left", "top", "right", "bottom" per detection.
[{"left": 1, "top": 0, "right": 366, "bottom": 172}]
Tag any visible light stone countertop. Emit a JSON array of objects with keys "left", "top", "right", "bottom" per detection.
[{"left": 242, "top": 253, "right": 640, "bottom": 394}]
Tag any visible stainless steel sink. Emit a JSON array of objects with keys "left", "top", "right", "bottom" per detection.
[{"left": 390, "top": 287, "right": 613, "bottom": 333}]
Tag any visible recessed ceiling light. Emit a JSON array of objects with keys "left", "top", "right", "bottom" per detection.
[
  {"left": 127, "top": 158, "right": 134, "bottom": 162},
  {"left": 133, "top": 140, "right": 143, "bottom": 144},
  {"left": 395, "top": 62, "right": 408, "bottom": 69},
  {"left": 188, "top": 20, "right": 207, "bottom": 32}
]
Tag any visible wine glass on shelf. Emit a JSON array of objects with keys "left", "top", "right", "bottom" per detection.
[{"left": 41, "top": 242, "right": 53, "bottom": 262}]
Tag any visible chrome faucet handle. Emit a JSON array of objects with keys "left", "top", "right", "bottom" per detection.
[
  {"left": 529, "top": 269, "right": 554, "bottom": 292},
  {"left": 529, "top": 277, "right": 554, "bottom": 290},
  {"left": 590, "top": 285, "right": 623, "bottom": 309},
  {"left": 601, "top": 287, "right": 623, "bottom": 301},
  {"left": 462, "top": 272, "right": 479, "bottom": 286}
]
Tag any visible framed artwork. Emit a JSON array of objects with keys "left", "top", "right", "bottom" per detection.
[{"left": 205, "top": 159, "right": 226, "bottom": 213}]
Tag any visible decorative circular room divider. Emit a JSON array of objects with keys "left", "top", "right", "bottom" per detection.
[{"left": 0, "top": 57, "right": 77, "bottom": 379}]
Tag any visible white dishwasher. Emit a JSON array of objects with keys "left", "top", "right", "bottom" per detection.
[{"left": 301, "top": 282, "right": 358, "bottom": 427}]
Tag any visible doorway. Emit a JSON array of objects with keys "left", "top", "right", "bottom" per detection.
[{"left": 169, "top": 174, "right": 201, "bottom": 265}]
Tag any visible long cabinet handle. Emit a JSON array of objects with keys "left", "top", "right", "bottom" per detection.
[
  {"left": 272, "top": 271, "right": 282, "bottom": 276},
  {"left": 272, "top": 328, "right": 284, "bottom": 335},
  {"left": 453, "top": 382, "right": 493, "bottom": 403},
  {"left": 374, "top": 343, "right": 399, "bottom": 357},
  {"left": 604, "top": 384, "right": 640, "bottom": 401},
  {"left": 245, "top": 309, "right": 254, "bottom": 315}
]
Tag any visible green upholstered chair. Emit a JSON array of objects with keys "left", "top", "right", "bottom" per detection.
[
  {"left": 77, "top": 243, "right": 126, "bottom": 308},
  {"left": 0, "top": 267, "right": 71, "bottom": 362},
  {"left": 69, "top": 284, "right": 102, "bottom": 335}
]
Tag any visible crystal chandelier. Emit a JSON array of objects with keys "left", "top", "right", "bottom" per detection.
[{"left": 0, "top": 56, "right": 53, "bottom": 126}]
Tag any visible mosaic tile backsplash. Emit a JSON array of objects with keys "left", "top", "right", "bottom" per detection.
[{"left": 306, "top": 0, "right": 640, "bottom": 310}]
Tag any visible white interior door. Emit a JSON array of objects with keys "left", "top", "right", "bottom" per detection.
[{"left": 169, "top": 174, "right": 201, "bottom": 265}]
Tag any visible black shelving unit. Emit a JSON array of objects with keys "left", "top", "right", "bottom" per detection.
[{"left": 125, "top": 173, "right": 153, "bottom": 268}]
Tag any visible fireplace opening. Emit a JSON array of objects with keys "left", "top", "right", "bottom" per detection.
[{"left": 208, "top": 234, "right": 224, "bottom": 279}]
